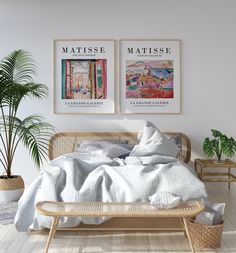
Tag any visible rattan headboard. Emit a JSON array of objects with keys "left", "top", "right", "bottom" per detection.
[{"left": 48, "top": 132, "right": 191, "bottom": 163}]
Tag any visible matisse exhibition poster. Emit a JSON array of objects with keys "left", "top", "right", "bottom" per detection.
[
  {"left": 120, "top": 40, "right": 180, "bottom": 113},
  {"left": 54, "top": 40, "right": 115, "bottom": 114}
]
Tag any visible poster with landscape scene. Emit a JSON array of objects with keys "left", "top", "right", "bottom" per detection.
[
  {"left": 54, "top": 40, "right": 114, "bottom": 114},
  {"left": 126, "top": 60, "right": 173, "bottom": 99},
  {"left": 120, "top": 40, "right": 180, "bottom": 113}
]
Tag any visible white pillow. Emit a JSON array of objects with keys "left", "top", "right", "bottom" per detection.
[
  {"left": 78, "top": 139, "right": 128, "bottom": 147},
  {"left": 130, "top": 121, "right": 180, "bottom": 157},
  {"left": 149, "top": 192, "right": 181, "bottom": 209},
  {"left": 75, "top": 141, "right": 131, "bottom": 158}
]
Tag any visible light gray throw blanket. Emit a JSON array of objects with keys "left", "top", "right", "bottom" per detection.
[
  {"left": 14, "top": 152, "right": 207, "bottom": 231},
  {"left": 15, "top": 122, "right": 207, "bottom": 231}
]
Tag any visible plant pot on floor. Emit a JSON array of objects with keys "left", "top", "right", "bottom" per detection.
[
  {"left": 0, "top": 176, "right": 24, "bottom": 202},
  {"left": 0, "top": 50, "right": 54, "bottom": 200}
]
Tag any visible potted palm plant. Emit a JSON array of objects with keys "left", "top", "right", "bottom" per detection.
[
  {"left": 203, "top": 129, "right": 236, "bottom": 162},
  {"left": 0, "top": 50, "right": 54, "bottom": 201}
]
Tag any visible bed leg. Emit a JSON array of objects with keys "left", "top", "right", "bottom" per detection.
[
  {"left": 182, "top": 217, "right": 195, "bottom": 253},
  {"left": 45, "top": 216, "right": 59, "bottom": 253}
]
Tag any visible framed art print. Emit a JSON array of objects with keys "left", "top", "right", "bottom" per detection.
[
  {"left": 54, "top": 40, "right": 115, "bottom": 114},
  {"left": 120, "top": 40, "right": 180, "bottom": 113}
]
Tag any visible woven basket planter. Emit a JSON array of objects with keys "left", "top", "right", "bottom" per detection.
[
  {"left": 186, "top": 218, "right": 224, "bottom": 249},
  {"left": 0, "top": 176, "right": 24, "bottom": 202}
]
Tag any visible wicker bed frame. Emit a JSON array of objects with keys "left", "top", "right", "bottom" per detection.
[
  {"left": 48, "top": 131, "right": 192, "bottom": 231},
  {"left": 49, "top": 132, "right": 191, "bottom": 163}
]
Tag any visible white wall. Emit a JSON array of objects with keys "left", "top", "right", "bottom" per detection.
[{"left": 1, "top": 0, "right": 236, "bottom": 185}]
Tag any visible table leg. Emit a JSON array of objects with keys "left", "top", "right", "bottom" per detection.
[
  {"left": 182, "top": 218, "right": 195, "bottom": 253},
  {"left": 45, "top": 216, "right": 59, "bottom": 253},
  {"left": 200, "top": 165, "right": 203, "bottom": 181},
  {"left": 228, "top": 167, "right": 231, "bottom": 189},
  {"left": 194, "top": 160, "right": 197, "bottom": 173}
]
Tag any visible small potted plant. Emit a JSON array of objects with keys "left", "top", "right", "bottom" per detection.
[
  {"left": 203, "top": 129, "right": 236, "bottom": 162},
  {"left": 0, "top": 50, "right": 54, "bottom": 201}
]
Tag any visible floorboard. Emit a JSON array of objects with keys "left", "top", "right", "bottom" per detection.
[{"left": 0, "top": 182, "right": 235, "bottom": 253}]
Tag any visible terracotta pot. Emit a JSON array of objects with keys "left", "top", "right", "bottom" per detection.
[{"left": 0, "top": 176, "right": 25, "bottom": 202}]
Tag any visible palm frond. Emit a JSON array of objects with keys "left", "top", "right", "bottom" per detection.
[
  {"left": 22, "top": 83, "right": 48, "bottom": 99},
  {"left": 0, "top": 49, "right": 36, "bottom": 84},
  {"left": 12, "top": 115, "right": 54, "bottom": 167},
  {"left": 1, "top": 82, "right": 48, "bottom": 115},
  {"left": 0, "top": 115, "right": 21, "bottom": 129},
  {"left": 0, "top": 72, "right": 11, "bottom": 105}
]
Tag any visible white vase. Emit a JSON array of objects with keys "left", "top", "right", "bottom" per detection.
[{"left": 0, "top": 176, "right": 24, "bottom": 202}]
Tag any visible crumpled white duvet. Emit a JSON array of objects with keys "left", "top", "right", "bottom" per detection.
[{"left": 14, "top": 152, "right": 207, "bottom": 232}]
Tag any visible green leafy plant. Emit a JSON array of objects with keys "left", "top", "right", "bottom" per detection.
[
  {"left": 203, "top": 129, "right": 236, "bottom": 161},
  {"left": 0, "top": 50, "right": 54, "bottom": 178}
]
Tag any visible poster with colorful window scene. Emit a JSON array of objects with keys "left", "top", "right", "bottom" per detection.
[
  {"left": 54, "top": 40, "right": 114, "bottom": 113},
  {"left": 120, "top": 40, "right": 180, "bottom": 113}
]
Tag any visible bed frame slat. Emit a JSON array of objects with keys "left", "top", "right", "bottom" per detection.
[{"left": 48, "top": 132, "right": 191, "bottom": 163}]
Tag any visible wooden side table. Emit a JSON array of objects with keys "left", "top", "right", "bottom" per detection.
[{"left": 194, "top": 159, "right": 236, "bottom": 189}]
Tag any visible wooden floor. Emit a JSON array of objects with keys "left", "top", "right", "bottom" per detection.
[{"left": 0, "top": 182, "right": 236, "bottom": 253}]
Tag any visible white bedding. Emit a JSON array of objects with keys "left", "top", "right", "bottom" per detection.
[{"left": 14, "top": 122, "right": 207, "bottom": 232}]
